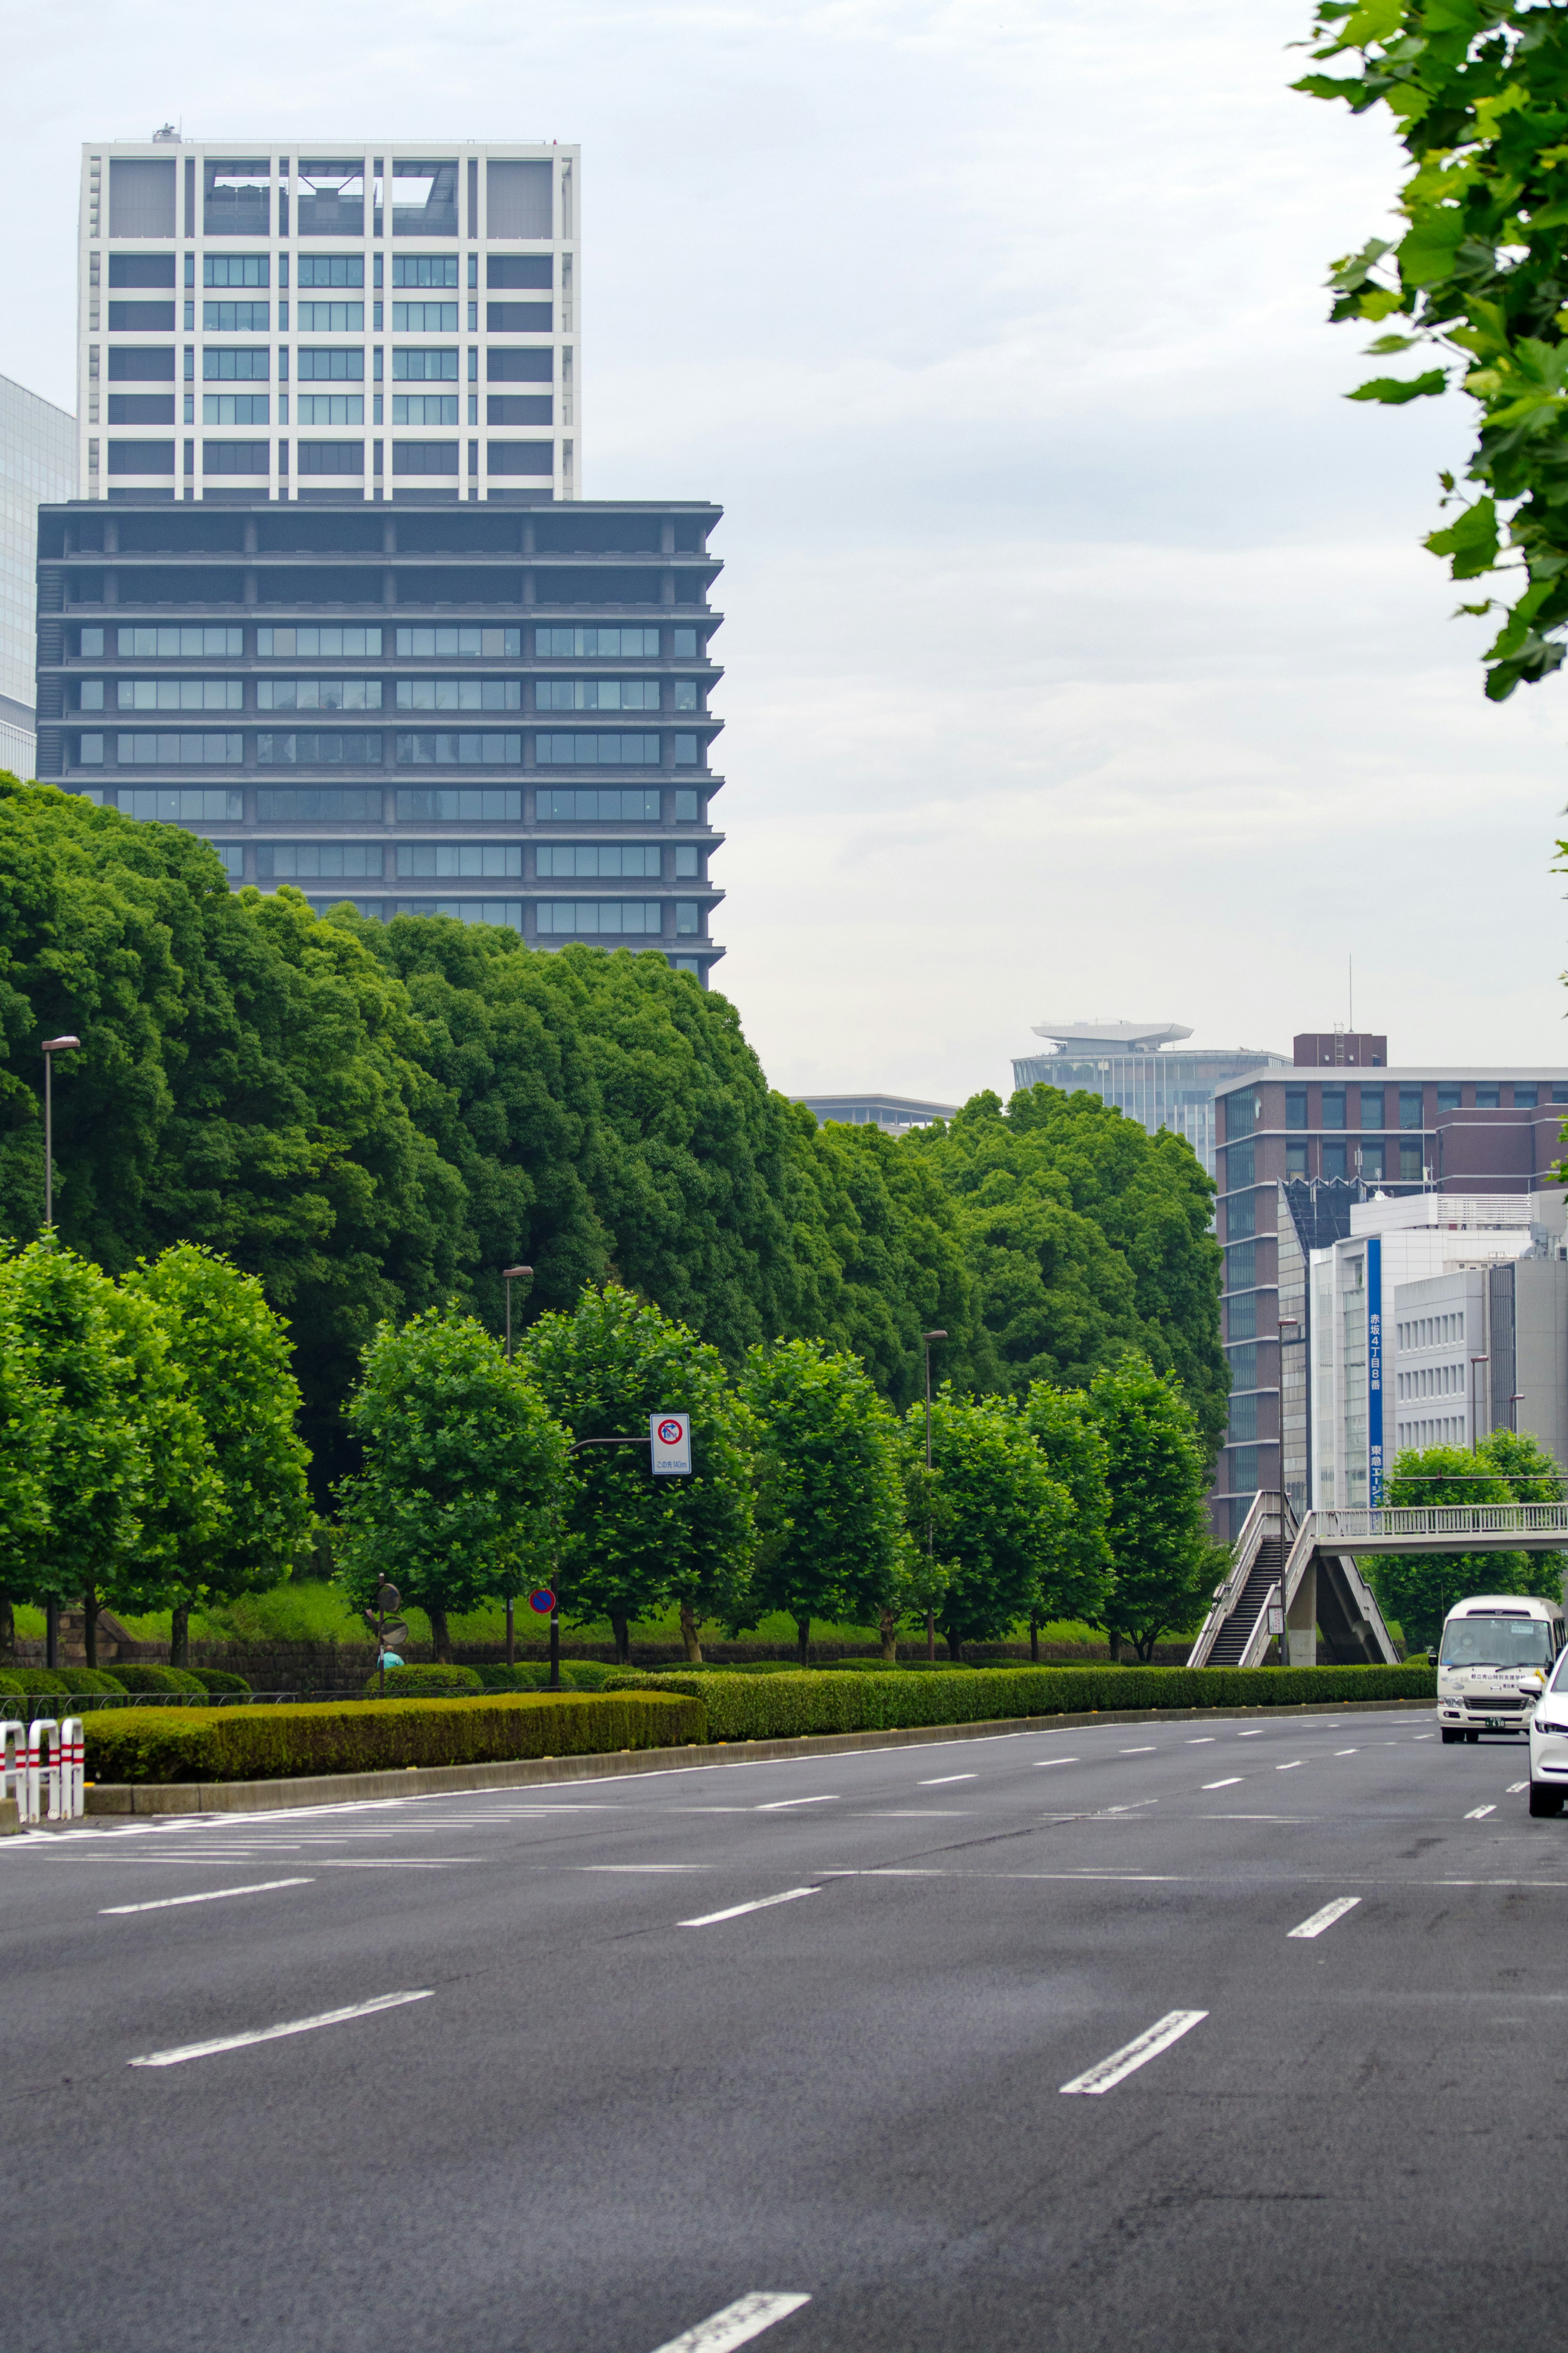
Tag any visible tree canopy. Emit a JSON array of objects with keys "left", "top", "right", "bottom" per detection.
[
  {"left": 1369, "top": 1431, "right": 1566, "bottom": 1644},
  {"left": 1297, "top": 0, "right": 1568, "bottom": 697}
]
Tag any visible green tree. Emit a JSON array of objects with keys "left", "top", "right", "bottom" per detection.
[
  {"left": 120, "top": 1244, "right": 314, "bottom": 1663},
  {"left": 336, "top": 1307, "right": 570, "bottom": 1659},
  {"left": 519, "top": 1284, "right": 755, "bottom": 1662},
  {"left": 1088, "top": 1353, "right": 1212, "bottom": 1661},
  {"left": 907, "top": 1388, "right": 1072, "bottom": 1659},
  {"left": 1368, "top": 1433, "right": 1566, "bottom": 1647},
  {"left": 0, "top": 1252, "right": 56, "bottom": 1662},
  {"left": 739, "top": 1337, "right": 906, "bottom": 1664},
  {"left": 1018, "top": 1383, "right": 1116, "bottom": 1655},
  {"left": 1296, "top": 0, "right": 1568, "bottom": 698}
]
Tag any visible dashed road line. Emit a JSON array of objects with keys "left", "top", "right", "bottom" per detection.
[
  {"left": 129, "top": 1989, "right": 433, "bottom": 2069},
  {"left": 646, "top": 2291, "right": 812, "bottom": 2353},
  {"left": 1465, "top": 1805, "right": 1497, "bottom": 1820},
  {"left": 1059, "top": 2010, "right": 1208, "bottom": 2096},
  {"left": 1203, "top": 1778, "right": 1243, "bottom": 1790},
  {"left": 918, "top": 1774, "right": 976, "bottom": 1786},
  {"left": 679, "top": 1889, "right": 821, "bottom": 1928},
  {"left": 755, "top": 1797, "right": 839, "bottom": 1813},
  {"left": 102, "top": 1879, "right": 312, "bottom": 1915},
  {"left": 1287, "top": 1896, "right": 1361, "bottom": 1940}
]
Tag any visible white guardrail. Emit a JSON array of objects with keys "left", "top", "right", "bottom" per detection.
[
  {"left": 1314, "top": 1504, "right": 1568, "bottom": 1544},
  {"left": 0, "top": 1718, "right": 84, "bottom": 1826}
]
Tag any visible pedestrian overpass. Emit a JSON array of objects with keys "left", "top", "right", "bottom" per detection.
[{"left": 1186, "top": 1492, "right": 1568, "bottom": 1671}]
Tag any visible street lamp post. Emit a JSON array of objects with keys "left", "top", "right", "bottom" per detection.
[
  {"left": 1277, "top": 1316, "right": 1305, "bottom": 1664},
  {"left": 40, "top": 1036, "right": 80, "bottom": 1230},
  {"left": 922, "top": 1329, "right": 947, "bottom": 1663},
  {"left": 501, "top": 1266, "right": 533, "bottom": 1666}
]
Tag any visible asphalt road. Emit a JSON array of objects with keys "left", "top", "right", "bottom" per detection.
[{"left": 3, "top": 1706, "right": 1564, "bottom": 2353}]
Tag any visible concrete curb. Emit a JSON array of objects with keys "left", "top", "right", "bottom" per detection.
[
  {"left": 83, "top": 1695, "right": 1433, "bottom": 1817},
  {"left": 0, "top": 1795, "right": 19, "bottom": 1836}
]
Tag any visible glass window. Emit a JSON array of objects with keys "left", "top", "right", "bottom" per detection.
[
  {"left": 256, "top": 626, "right": 382, "bottom": 656},
  {"left": 116, "top": 788, "right": 243, "bottom": 820},
  {"left": 1359, "top": 1088, "right": 1385, "bottom": 1129},
  {"left": 388, "top": 899, "right": 522, "bottom": 930},
  {"left": 486, "top": 301, "right": 552, "bottom": 333},
  {"left": 203, "top": 441, "right": 270, "bottom": 475},
  {"left": 204, "top": 349, "right": 270, "bottom": 381},
  {"left": 107, "top": 301, "right": 176, "bottom": 332},
  {"left": 1321, "top": 1089, "right": 1345, "bottom": 1129},
  {"left": 395, "top": 680, "right": 520, "bottom": 711},
  {"left": 673, "top": 680, "right": 698, "bottom": 711},
  {"left": 1225, "top": 1091, "right": 1255, "bottom": 1139},
  {"left": 202, "top": 301, "right": 270, "bottom": 331},
  {"left": 536, "top": 902, "right": 662, "bottom": 935},
  {"left": 117, "top": 733, "right": 243, "bottom": 764},
  {"left": 392, "top": 256, "right": 460, "bottom": 288},
  {"left": 118, "top": 625, "right": 245, "bottom": 655},
  {"left": 257, "top": 680, "right": 383, "bottom": 711},
  {"left": 1227, "top": 1292, "right": 1257, "bottom": 1342},
  {"left": 1437, "top": 1085, "right": 1462, "bottom": 1111},
  {"left": 1285, "top": 1141, "right": 1308, "bottom": 1176},
  {"left": 392, "top": 441, "right": 460, "bottom": 475},
  {"left": 296, "top": 395, "right": 364, "bottom": 426},
  {"left": 296, "top": 303, "right": 365, "bottom": 334},
  {"left": 79, "top": 627, "right": 105, "bottom": 656},
  {"left": 203, "top": 255, "right": 270, "bottom": 288},
  {"left": 1399, "top": 1141, "right": 1424, "bottom": 1181},
  {"left": 674, "top": 901, "right": 699, "bottom": 935},
  {"left": 204, "top": 159, "right": 270, "bottom": 237},
  {"left": 214, "top": 844, "right": 245, "bottom": 881},
  {"left": 296, "top": 163, "right": 365, "bottom": 240},
  {"left": 393, "top": 627, "right": 520, "bottom": 656},
  {"left": 535, "top": 844, "right": 661, "bottom": 878},
  {"left": 673, "top": 734, "right": 699, "bottom": 765},
  {"left": 674, "top": 790, "right": 699, "bottom": 821},
  {"left": 1554, "top": 1087, "right": 1568, "bottom": 1106},
  {"left": 486, "top": 254, "right": 552, "bottom": 289},
  {"left": 674, "top": 844, "right": 699, "bottom": 879},
  {"left": 1227, "top": 1392, "right": 1258, "bottom": 1445},
  {"left": 392, "top": 394, "right": 458, "bottom": 425},
  {"left": 109, "top": 253, "right": 177, "bottom": 288},
  {"left": 76, "top": 734, "right": 104, "bottom": 763},
  {"left": 537, "top": 789, "right": 663, "bottom": 821},
  {"left": 1283, "top": 1088, "right": 1307, "bottom": 1131},
  {"left": 203, "top": 394, "right": 270, "bottom": 424},
  {"left": 257, "top": 842, "right": 384, "bottom": 879},
  {"left": 1515, "top": 1084, "right": 1539, "bottom": 1108},
  {"left": 116, "top": 680, "right": 243, "bottom": 711},
  {"left": 78, "top": 682, "right": 105, "bottom": 711},
  {"left": 392, "top": 302, "right": 459, "bottom": 333},
  {"left": 255, "top": 789, "right": 383, "bottom": 821},
  {"left": 1227, "top": 1342, "right": 1257, "bottom": 1390},
  {"left": 1399, "top": 1088, "right": 1424, "bottom": 1129},
  {"left": 394, "top": 789, "right": 522, "bottom": 820},
  {"left": 258, "top": 733, "right": 382, "bottom": 765},
  {"left": 391, "top": 348, "right": 459, "bottom": 380},
  {"left": 536, "top": 734, "right": 660, "bottom": 765},
  {"left": 394, "top": 733, "right": 521, "bottom": 765},
  {"left": 1227, "top": 1192, "right": 1256, "bottom": 1240},
  {"left": 535, "top": 627, "right": 659, "bottom": 657},
  {"left": 673, "top": 629, "right": 697, "bottom": 656},
  {"left": 1321, "top": 1141, "right": 1347, "bottom": 1179},
  {"left": 391, "top": 159, "right": 458, "bottom": 237},
  {"left": 394, "top": 844, "right": 523, "bottom": 878},
  {"left": 297, "top": 348, "right": 364, "bottom": 380},
  {"left": 1225, "top": 1141, "right": 1255, "bottom": 1190},
  {"left": 1474, "top": 1086, "right": 1500, "bottom": 1108},
  {"left": 1360, "top": 1142, "right": 1385, "bottom": 1182},
  {"left": 535, "top": 680, "right": 660, "bottom": 712}
]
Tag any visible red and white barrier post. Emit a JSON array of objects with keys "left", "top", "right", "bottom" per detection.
[
  {"left": 61, "top": 1717, "right": 84, "bottom": 1819},
  {"left": 27, "top": 1719, "right": 60, "bottom": 1825},
  {"left": 0, "top": 1720, "right": 25, "bottom": 1822}
]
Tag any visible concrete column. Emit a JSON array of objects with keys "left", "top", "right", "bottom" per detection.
[{"left": 1286, "top": 1557, "right": 1317, "bottom": 1666}]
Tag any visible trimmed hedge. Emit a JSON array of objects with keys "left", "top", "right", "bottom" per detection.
[
  {"left": 475, "top": 1661, "right": 618, "bottom": 1693},
  {"left": 83, "top": 1690, "right": 706, "bottom": 1783},
  {"left": 612, "top": 1664, "right": 1437, "bottom": 1742},
  {"left": 0, "top": 1666, "right": 130, "bottom": 1710},
  {"left": 186, "top": 1668, "right": 252, "bottom": 1696},
  {"left": 112, "top": 1664, "right": 201, "bottom": 1695},
  {"left": 364, "top": 1664, "right": 484, "bottom": 1698}
]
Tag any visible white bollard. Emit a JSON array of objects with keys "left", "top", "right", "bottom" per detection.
[
  {"left": 27, "top": 1719, "right": 60, "bottom": 1825},
  {"left": 0, "top": 1720, "right": 26, "bottom": 1822},
  {"left": 61, "top": 1717, "right": 84, "bottom": 1819}
]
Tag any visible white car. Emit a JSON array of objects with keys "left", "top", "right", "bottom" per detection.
[{"left": 1527, "top": 1653, "right": 1568, "bottom": 1815}]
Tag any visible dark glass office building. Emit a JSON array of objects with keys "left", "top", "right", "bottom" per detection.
[{"left": 32, "top": 495, "right": 726, "bottom": 980}]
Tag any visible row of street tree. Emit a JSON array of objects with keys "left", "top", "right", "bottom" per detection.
[{"left": 336, "top": 1283, "right": 1220, "bottom": 1662}]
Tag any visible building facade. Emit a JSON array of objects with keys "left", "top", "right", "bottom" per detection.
[
  {"left": 0, "top": 372, "right": 77, "bottom": 776},
  {"left": 35, "top": 495, "right": 726, "bottom": 978},
  {"left": 1212, "top": 1055, "right": 1568, "bottom": 1532},
  {"left": 791, "top": 1093, "right": 960, "bottom": 1134},
  {"left": 79, "top": 138, "right": 578, "bottom": 508},
  {"left": 1012, "top": 1020, "right": 1289, "bottom": 1177}
]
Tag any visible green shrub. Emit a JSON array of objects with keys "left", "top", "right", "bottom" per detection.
[
  {"left": 186, "top": 1668, "right": 252, "bottom": 1696},
  {"left": 84, "top": 1690, "right": 706, "bottom": 1782},
  {"left": 363, "top": 1664, "right": 485, "bottom": 1699},
  {"left": 0, "top": 1668, "right": 70, "bottom": 1710},
  {"left": 639, "top": 1663, "right": 1436, "bottom": 1742},
  {"left": 111, "top": 1664, "right": 188, "bottom": 1695},
  {"left": 474, "top": 1662, "right": 612, "bottom": 1693}
]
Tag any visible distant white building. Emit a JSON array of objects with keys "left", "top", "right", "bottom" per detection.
[
  {"left": 1310, "top": 1190, "right": 1568, "bottom": 1511},
  {"left": 792, "top": 1093, "right": 959, "bottom": 1136},
  {"left": 0, "top": 372, "right": 76, "bottom": 777},
  {"left": 1012, "top": 1020, "right": 1288, "bottom": 1177}
]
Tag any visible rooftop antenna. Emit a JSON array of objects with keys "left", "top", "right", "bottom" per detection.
[{"left": 1348, "top": 952, "right": 1354, "bottom": 1034}]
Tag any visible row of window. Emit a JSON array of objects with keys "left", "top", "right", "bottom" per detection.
[
  {"left": 91, "top": 786, "right": 706, "bottom": 822},
  {"left": 1395, "top": 1364, "right": 1465, "bottom": 1401},
  {"left": 103, "top": 439, "right": 557, "bottom": 478},
  {"left": 254, "top": 843, "right": 704, "bottom": 879},
  {"left": 109, "top": 395, "right": 556, "bottom": 428},
  {"left": 1394, "top": 1416, "right": 1467, "bottom": 1450},
  {"left": 1229, "top": 1082, "right": 1566, "bottom": 1137},
  {"left": 104, "top": 154, "right": 559, "bottom": 243},
  {"left": 78, "top": 732, "right": 703, "bottom": 766},
  {"left": 78, "top": 625, "right": 696, "bottom": 659},
  {"left": 1396, "top": 1313, "right": 1466, "bottom": 1351},
  {"left": 283, "top": 903, "right": 703, "bottom": 943},
  {"left": 105, "top": 348, "right": 556, "bottom": 385},
  {"left": 110, "top": 253, "right": 555, "bottom": 290},
  {"left": 106, "top": 301, "right": 553, "bottom": 332},
  {"left": 80, "top": 680, "right": 699, "bottom": 713}
]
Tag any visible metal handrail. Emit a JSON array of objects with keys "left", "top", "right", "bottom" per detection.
[
  {"left": 1315, "top": 1503, "right": 1568, "bottom": 1541},
  {"left": 1186, "top": 1490, "right": 1283, "bottom": 1669}
]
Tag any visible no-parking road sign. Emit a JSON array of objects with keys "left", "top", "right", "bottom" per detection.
[{"left": 649, "top": 1412, "right": 692, "bottom": 1475}]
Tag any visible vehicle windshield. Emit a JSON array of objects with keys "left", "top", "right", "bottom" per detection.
[{"left": 1441, "top": 1616, "right": 1555, "bottom": 1668}]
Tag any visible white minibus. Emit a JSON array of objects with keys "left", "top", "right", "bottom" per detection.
[{"left": 1434, "top": 1594, "right": 1567, "bottom": 1742}]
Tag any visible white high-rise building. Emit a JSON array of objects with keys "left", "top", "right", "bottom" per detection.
[
  {"left": 0, "top": 372, "right": 76, "bottom": 776},
  {"left": 77, "top": 136, "right": 579, "bottom": 505}
]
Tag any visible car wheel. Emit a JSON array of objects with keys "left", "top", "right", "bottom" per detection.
[
  {"left": 1441, "top": 1728, "right": 1462, "bottom": 1744},
  {"left": 1529, "top": 1782, "right": 1564, "bottom": 1818}
]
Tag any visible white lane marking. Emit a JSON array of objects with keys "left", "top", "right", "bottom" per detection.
[
  {"left": 1237, "top": 1731, "right": 1264, "bottom": 1739},
  {"left": 1186, "top": 1738, "right": 1216, "bottom": 1745},
  {"left": 1034, "top": 1759, "right": 1079, "bottom": 1768},
  {"left": 755, "top": 1796, "right": 839, "bottom": 1812},
  {"left": 1119, "top": 1746, "right": 1156, "bottom": 1754},
  {"left": 1059, "top": 2010, "right": 1208, "bottom": 2096},
  {"left": 1276, "top": 1762, "right": 1304, "bottom": 1773},
  {"left": 582, "top": 1865, "right": 713, "bottom": 1873},
  {"left": 1509, "top": 1782, "right": 1529, "bottom": 1794},
  {"left": 1102, "top": 1801, "right": 1158, "bottom": 1814},
  {"left": 679, "top": 1888, "right": 821, "bottom": 1927},
  {"left": 129, "top": 1989, "right": 433, "bottom": 2068},
  {"left": 102, "top": 1878, "right": 312, "bottom": 1915},
  {"left": 1412, "top": 1734, "right": 1436, "bottom": 1741},
  {"left": 1466, "top": 1805, "right": 1497, "bottom": 1820},
  {"left": 1334, "top": 1749, "right": 1358, "bottom": 1756},
  {"left": 852, "top": 1810, "right": 971, "bottom": 1819},
  {"left": 1202, "top": 1778, "right": 1243, "bottom": 1789},
  {"left": 646, "top": 2291, "right": 812, "bottom": 2353},
  {"left": 1287, "top": 1896, "right": 1361, "bottom": 1940},
  {"left": 918, "top": 1774, "right": 976, "bottom": 1785}
]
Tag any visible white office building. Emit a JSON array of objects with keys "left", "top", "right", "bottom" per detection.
[
  {"left": 1310, "top": 1191, "right": 1568, "bottom": 1510},
  {"left": 78, "top": 136, "right": 579, "bottom": 505},
  {"left": 0, "top": 372, "right": 76, "bottom": 775}
]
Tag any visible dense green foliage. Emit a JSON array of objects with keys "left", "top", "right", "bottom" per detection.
[
  {"left": 367, "top": 1663, "right": 486, "bottom": 1697},
  {"left": 1368, "top": 1430, "right": 1566, "bottom": 1643},
  {"left": 1018, "top": 1382, "right": 1116, "bottom": 1634},
  {"left": 909, "top": 1389, "right": 1075, "bottom": 1655},
  {"left": 1297, "top": 0, "right": 1568, "bottom": 696},
  {"left": 906, "top": 1087, "right": 1227, "bottom": 1453},
  {"left": 82, "top": 1689, "right": 705, "bottom": 1781},
  {"left": 0, "top": 788, "right": 1221, "bottom": 1478},
  {"left": 1088, "top": 1354, "right": 1218, "bottom": 1660}
]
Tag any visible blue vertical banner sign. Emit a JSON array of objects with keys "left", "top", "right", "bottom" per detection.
[{"left": 1367, "top": 1237, "right": 1383, "bottom": 1505}]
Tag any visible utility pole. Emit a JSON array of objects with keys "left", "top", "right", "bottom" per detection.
[{"left": 922, "top": 1330, "right": 947, "bottom": 1663}]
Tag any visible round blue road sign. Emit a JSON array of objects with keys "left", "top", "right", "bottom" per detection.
[{"left": 528, "top": 1588, "right": 557, "bottom": 1615}]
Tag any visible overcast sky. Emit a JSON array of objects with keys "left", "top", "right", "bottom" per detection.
[{"left": 8, "top": 0, "right": 1565, "bottom": 1098}]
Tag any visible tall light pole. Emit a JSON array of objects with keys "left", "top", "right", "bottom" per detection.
[
  {"left": 501, "top": 1266, "right": 533, "bottom": 1667},
  {"left": 40, "top": 1036, "right": 80, "bottom": 1230},
  {"left": 503, "top": 1264, "right": 533, "bottom": 1361},
  {"left": 922, "top": 1329, "right": 947, "bottom": 1663}
]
